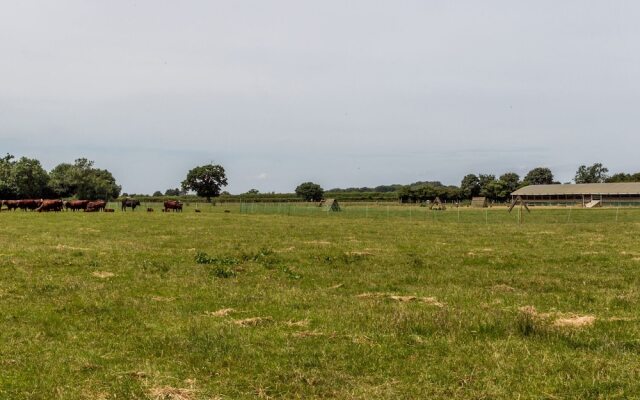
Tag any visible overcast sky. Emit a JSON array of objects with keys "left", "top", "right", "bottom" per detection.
[{"left": 1, "top": 1, "right": 639, "bottom": 194}]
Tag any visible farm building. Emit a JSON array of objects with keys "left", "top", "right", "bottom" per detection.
[{"left": 511, "top": 183, "right": 640, "bottom": 207}]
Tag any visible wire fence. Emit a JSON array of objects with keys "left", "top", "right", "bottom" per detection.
[{"left": 236, "top": 202, "right": 640, "bottom": 225}]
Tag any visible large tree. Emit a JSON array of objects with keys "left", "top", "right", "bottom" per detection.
[
  {"left": 522, "top": 167, "right": 554, "bottom": 186},
  {"left": 49, "top": 158, "right": 121, "bottom": 200},
  {"left": 181, "top": 164, "right": 228, "bottom": 202},
  {"left": 499, "top": 172, "right": 520, "bottom": 193},
  {"left": 295, "top": 182, "right": 324, "bottom": 201},
  {"left": 0, "top": 154, "right": 17, "bottom": 199},
  {"left": 13, "top": 157, "right": 49, "bottom": 198},
  {"left": 460, "top": 174, "right": 480, "bottom": 199},
  {"left": 575, "top": 163, "right": 609, "bottom": 184}
]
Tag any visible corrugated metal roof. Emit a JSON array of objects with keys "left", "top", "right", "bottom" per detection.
[{"left": 512, "top": 183, "right": 640, "bottom": 196}]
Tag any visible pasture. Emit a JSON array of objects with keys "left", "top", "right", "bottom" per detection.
[{"left": 1, "top": 205, "right": 640, "bottom": 399}]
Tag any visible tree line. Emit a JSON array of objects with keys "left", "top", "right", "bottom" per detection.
[
  {"left": 0, "top": 154, "right": 121, "bottom": 200},
  {"left": 295, "top": 164, "right": 640, "bottom": 203}
]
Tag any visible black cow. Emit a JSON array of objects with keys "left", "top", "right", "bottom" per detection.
[{"left": 121, "top": 198, "right": 141, "bottom": 211}]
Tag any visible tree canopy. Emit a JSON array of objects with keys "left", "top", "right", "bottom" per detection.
[
  {"left": 522, "top": 167, "right": 554, "bottom": 186},
  {"left": 295, "top": 182, "right": 324, "bottom": 201},
  {"left": 575, "top": 163, "right": 609, "bottom": 184},
  {"left": 181, "top": 164, "right": 228, "bottom": 202}
]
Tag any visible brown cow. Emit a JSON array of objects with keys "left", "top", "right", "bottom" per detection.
[
  {"left": 36, "top": 199, "right": 64, "bottom": 212},
  {"left": 2, "top": 200, "right": 19, "bottom": 211},
  {"left": 163, "top": 200, "right": 183, "bottom": 212},
  {"left": 18, "top": 199, "right": 42, "bottom": 211},
  {"left": 85, "top": 200, "right": 107, "bottom": 212},
  {"left": 65, "top": 200, "right": 90, "bottom": 211},
  {"left": 147, "top": 207, "right": 154, "bottom": 212}
]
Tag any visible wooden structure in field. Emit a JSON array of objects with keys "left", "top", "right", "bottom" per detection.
[
  {"left": 429, "top": 196, "right": 446, "bottom": 210},
  {"left": 471, "top": 197, "right": 488, "bottom": 208},
  {"left": 320, "top": 198, "right": 341, "bottom": 212}
]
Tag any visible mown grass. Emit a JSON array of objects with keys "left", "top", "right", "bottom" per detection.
[{"left": 1, "top": 206, "right": 640, "bottom": 399}]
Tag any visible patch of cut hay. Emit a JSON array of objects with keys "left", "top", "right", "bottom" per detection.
[
  {"left": 276, "top": 246, "right": 296, "bottom": 253},
  {"left": 285, "top": 319, "right": 310, "bottom": 327},
  {"left": 149, "top": 386, "right": 196, "bottom": 400},
  {"left": 357, "top": 293, "right": 444, "bottom": 307},
  {"left": 205, "top": 308, "right": 234, "bottom": 317},
  {"left": 233, "top": 317, "right": 273, "bottom": 327},
  {"left": 292, "top": 330, "right": 324, "bottom": 338},
  {"left": 151, "top": 296, "right": 176, "bottom": 302},
  {"left": 92, "top": 271, "right": 115, "bottom": 279},
  {"left": 633, "top": 257, "right": 640, "bottom": 262},
  {"left": 304, "top": 240, "right": 331, "bottom": 245},
  {"left": 553, "top": 315, "right": 596, "bottom": 329},
  {"left": 328, "top": 283, "right": 344, "bottom": 289},
  {"left": 492, "top": 284, "right": 516, "bottom": 292},
  {"left": 56, "top": 244, "right": 89, "bottom": 251},
  {"left": 608, "top": 316, "right": 636, "bottom": 322},
  {"left": 346, "top": 251, "right": 374, "bottom": 256}
]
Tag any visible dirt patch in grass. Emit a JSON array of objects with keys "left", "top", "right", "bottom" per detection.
[
  {"left": 205, "top": 308, "right": 234, "bottom": 317},
  {"left": 149, "top": 386, "right": 196, "bottom": 400},
  {"left": 553, "top": 315, "right": 596, "bottom": 329},
  {"left": 233, "top": 317, "right": 273, "bottom": 327},
  {"left": 357, "top": 293, "right": 444, "bottom": 307},
  {"left": 92, "top": 271, "right": 115, "bottom": 279}
]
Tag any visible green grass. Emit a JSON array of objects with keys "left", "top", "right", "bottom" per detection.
[{"left": 1, "top": 206, "right": 640, "bottom": 398}]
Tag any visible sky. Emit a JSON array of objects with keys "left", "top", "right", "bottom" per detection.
[{"left": 1, "top": 1, "right": 639, "bottom": 194}]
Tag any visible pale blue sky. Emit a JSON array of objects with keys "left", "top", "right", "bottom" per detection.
[{"left": 1, "top": 1, "right": 639, "bottom": 193}]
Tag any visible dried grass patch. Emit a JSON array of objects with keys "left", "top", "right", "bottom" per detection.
[
  {"left": 553, "top": 315, "right": 596, "bottom": 329},
  {"left": 149, "top": 386, "right": 197, "bottom": 400},
  {"left": 151, "top": 296, "right": 176, "bottom": 302},
  {"left": 328, "top": 283, "right": 344, "bottom": 290},
  {"left": 205, "top": 308, "right": 234, "bottom": 317},
  {"left": 346, "top": 251, "right": 374, "bottom": 256},
  {"left": 56, "top": 244, "right": 89, "bottom": 251},
  {"left": 285, "top": 319, "right": 310, "bottom": 328},
  {"left": 357, "top": 293, "right": 444, "bottom": 307},
  {"left": 92, "top": 271, "right": 115, "bottom": 279},
  {"left": 304, "top": 240, "right": 331, "bottom": 245},
  {"left": 233, "top": 317, "right": 273, "bottom": 327},
  {"left": 292, "top": 330, "right": 324, "bottom": 338},
  {"left": 492, "top": 284, "right": 516, "bottom": 293}
]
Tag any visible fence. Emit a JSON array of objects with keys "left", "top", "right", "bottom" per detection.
[{"left": 237, "top": 202, "right": 640, "bottom": 225}]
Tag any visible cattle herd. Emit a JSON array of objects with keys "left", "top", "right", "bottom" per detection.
[{"left": 0, "top": 199, "right": 185, "bottom": 213}]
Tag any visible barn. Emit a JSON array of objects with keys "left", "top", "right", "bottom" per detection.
[{"left": 511, "top": 183, "right": 640, "bottom": 207}]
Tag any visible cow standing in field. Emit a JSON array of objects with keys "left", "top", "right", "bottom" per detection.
[
  {"left": 36, "top": 200, "right": 64, "bottom": 212},
  {"left": 65, "top": 200, "right": 90, "bottom": 211},
  {"left": 121, "top": 198, "right": 141, "bottom": 211},
  {"left": 85, "top": 200, "right": 107, "bottom": 212},
  {"left": 164, "top": 200, "right": 183, "bottom": 212},
  {"left": 2, "top": 200, "right": 20, "bottom": 211},
  {"left": 18, "top": 199, "right": 42, "bottom": 211}
]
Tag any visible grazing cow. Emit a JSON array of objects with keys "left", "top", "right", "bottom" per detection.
[
  {"left": 3, "top": 200, "right": 19, "bottom": 211},
  {"left": 36, "top": 199, "right": 64, "bottom": 212},
  {"left": 121, "top": 198, "right": 141, "bottom": 211},
  {"left": 85, "top": 200, "right": 107, "bottom": 212},
  {"left": 65, "top": 200, "right": 90, "bottom": 211},
  {"left": 163, "top": 200, "right": 183, "bottom": 212},
  {"left": 194, "top": 209, "right": 201, "bottom": 213},
  {"left": 104, "top": 208, "right": 115, "bottom": 212},
  {"left": 147, "top": 207, "right": 154, "bottom": 212},
  {"left": 18, "top": 199, "right": 42, "bottom": 211}
]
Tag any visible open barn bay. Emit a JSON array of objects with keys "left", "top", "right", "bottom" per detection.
[{"left": 1, "top": 208, "right": 640, "bottom": 399}]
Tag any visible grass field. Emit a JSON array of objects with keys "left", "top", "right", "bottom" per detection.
[{"left": 1, "top": 206, "right": 640, "bottom": 399}]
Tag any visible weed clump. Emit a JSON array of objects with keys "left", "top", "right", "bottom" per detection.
[{"left": 195, "top": 252, "right": 238, "bottom": 278}]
